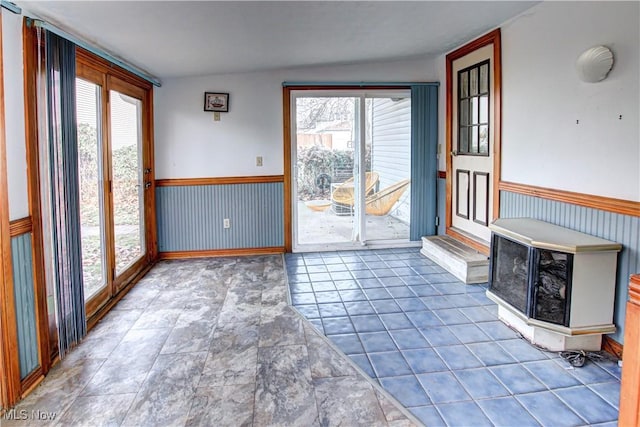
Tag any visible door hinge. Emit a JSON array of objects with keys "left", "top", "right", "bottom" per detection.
[{"left": 435, "top": 216, "right": 440, "bottom": 226}]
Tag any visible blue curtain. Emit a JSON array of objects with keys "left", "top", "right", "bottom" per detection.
[
  {"left": 45, "top": 31, "right": 86, "bottom": 356},
  {"left": 409, "top": 85, "right": 438, "bottom": 240}
]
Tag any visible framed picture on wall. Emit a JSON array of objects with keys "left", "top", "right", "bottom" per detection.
[{"left": 204, "top": 92, "right": 229, "bottom": 112}]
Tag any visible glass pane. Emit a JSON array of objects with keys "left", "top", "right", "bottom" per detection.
[
  {"left": 76, "top": 78, "right": 106, "bottom": 301},
  {"left": 110, "top": 90, "right": 145, "bottom": 274},
  {"left": 479, "top": 95, "right": 489, "bottom": 124},
  {"left": 534, "top": 250, "right": 570, "bottom": 326},
  {"left": 470, "top": 67, "right": 478, "bottom": 96},
  {"left": 471, "top": 125, "right": 479, "bottom": 153},
  {"left": 479, "top": 125, "right": 489, "bottom": 155},
  {"left": 489, "top": 236, "right": 530, "bottom": 313},
  {"left": 471, "top": 97, "right": 479, "bottom": 125},
  {"left": 460, "top": 71, "right": 468, "bottom": 98},
  {"left": 460, "top": 99, "right": 469, "bottom": 126},
  {"left": 459, "top": 127, "right": 469, "bottom": 153},
  {"left": 480, "top": 63, "right": 489, "bottom": 93}
]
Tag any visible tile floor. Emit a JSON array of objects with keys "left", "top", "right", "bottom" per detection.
[
  {"left": 286, "top": 248, "right": 622, "bottom": 427},
  {"left": 5, "top": 256, "right": 417, "bottom": 426}
]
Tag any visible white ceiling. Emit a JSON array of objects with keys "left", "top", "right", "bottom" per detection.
[{"left": 17, "top": 1, "right": 537, "bottom": 80}]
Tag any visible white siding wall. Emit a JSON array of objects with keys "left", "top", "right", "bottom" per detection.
[{"left": 371, "top": 98, "right": 411, "bottom": 223}]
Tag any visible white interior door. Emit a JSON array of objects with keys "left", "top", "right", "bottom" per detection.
[{"left": 451, "top": 44, "right": 494, "bottom": 244}]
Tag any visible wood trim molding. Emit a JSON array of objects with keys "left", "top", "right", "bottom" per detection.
[
  {"left": 9, "top": 216, "right": 32, "bottom": 237},
  {"left": 445, "top": 29, "right": 502, "bottom": 246},
  {"left": 156, "top": 175, "right": 285, "bottom": 187},
  {"left": 499, "top": 181, "right": 640, "bottom": 218},
  {"left": 438, "top": 171, "right": 446, "bottom": 179},
  {"left": 619, "top": 274, "right": 640, "bottom": 426},
  {"left": 283, "top": 87, "right": 292, "bottom": 252},
  {"left": 0, "top": 14, "right": 21, "bottom": 409},
  {"left": 602, "top": 335, "right": 623, "bottom": 359},
  {"left": 158, "top": 247, "right": 285, "bottom": 260}
]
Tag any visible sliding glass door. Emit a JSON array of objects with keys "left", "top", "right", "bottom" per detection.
[
  {"left": 291, "top": 90, "right": 411, "bottom": 252},
  {"left": 75, "top": 66, "right": 153, "bottom": 315}
]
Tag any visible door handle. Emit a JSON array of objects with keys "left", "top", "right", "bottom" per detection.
[
  {"left": 451, "top": 150, "right": 458, "bottom": 157},
  {"left": 145, "top": 182, "right": 152, "bottom": 189}
]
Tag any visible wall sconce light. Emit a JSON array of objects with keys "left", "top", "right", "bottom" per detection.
[{"left": 576, "top": 46, "right": 614, "bottom": 83}]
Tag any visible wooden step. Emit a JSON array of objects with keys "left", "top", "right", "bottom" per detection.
[{"left": 421, "top": 235, "right": 489, "bottom": 284}]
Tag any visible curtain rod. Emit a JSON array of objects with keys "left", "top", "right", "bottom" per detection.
[
  {"left": 26, "top": 18, "right": 162, "bottom": 87},
  {"left": 1, "top": 0, "right": 21, "bottom": 14},
  {"left": 282, "top": 82, "right": 439, "bottom": 88}
]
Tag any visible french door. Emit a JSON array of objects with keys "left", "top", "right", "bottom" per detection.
[
  {"left": 76, "top": 60, "right": 154, "bottom": 317},
  {"left": 290, "top": 90, "right": 412, "bottom": 252}
]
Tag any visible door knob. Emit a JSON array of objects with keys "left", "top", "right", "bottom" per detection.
[
  {"left": 145, "top": 182, "right": 152, "bottom": 189},
  {"left": 451, "top": 150, "right": 458, "bottom": 157}
]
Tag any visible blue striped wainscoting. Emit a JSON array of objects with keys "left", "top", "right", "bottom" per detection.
[
  {"left": 11, "top": 233, "right": 39, "bottom": 380},
  {"left": 500, "top": 190, "right": 640, "bottom": 343},
  {"left": 156, "top": 182, "right": 284, "bottom": 252}
]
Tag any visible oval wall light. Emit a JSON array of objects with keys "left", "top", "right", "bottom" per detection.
[{"left": 576, "top": 46, "right": 614, "bottom": 83}]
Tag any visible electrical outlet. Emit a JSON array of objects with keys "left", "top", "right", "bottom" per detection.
[
  {"left": 223, "top": 218, "right": 230, "bottom": 229},
  {"left": 256, "top": 156, "right": 263, "bottom": 167}
]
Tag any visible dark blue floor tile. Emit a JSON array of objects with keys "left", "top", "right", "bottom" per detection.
[
  {"left": 476, "top": 320, "right": 520, "bottom": 340},
  {"left": 351, "top": 314, "right": 386, "bottom": 332},
  {"left": 467, "top": 341, "right": 517, "bottom": 366},
  {"left": 359, "top": 331, "right": 397, "bottom": 353},
  {"left": 288, "top": 273, "right": 310, "bottom": 283},
  {"left": 388, "top": 328, "right": 429, "bottom": 350},
  {"left": 555, "top": 386, "right": 618, "bottom": 424},
  {"left": 424, "top": 273, "right": 458, "bottom": 284},
  {"left": 330, "top": 271, "right": 353, "bottom": 281},
  {"left": 402, "top": 348, "right": 448, "bottom": 374},
  {"left": 291, "top": 292, "right": 316, "bottom": 305},
  {"left": 370, "top": 299, "right": 402, "bottom": 314},
  {"left": 289, "top": 282, "right": 314, "bottom": 293},
  {"left": 516, "top": 391, "right": 585, "bottom": 427},
  {"left": 317, "top": 302, "right": 347, "bottom": 318},
  {"left": 392, "top": 267, "right": 416, "bottom": 277},
  {"left": 459, "top": 306, "right": 496, "bottom": 322},
  {"left": 306, "top": 265, "right": 328, "bottom": 273},
  {"left": 445, "top": 293, "right": 483, "bottom": 307},
  {"left": 377, "top": 276, "right": 406, "bottom": 287},
  {"left": 417, "top": 371, "right": 472, "bottom": 404},
  {"left": 330, "top": 333, "right": 364, "bottom": 355},
  {"left": 351, "top": 269, "right": 377, "bottom": 279},
  {"left": 344, "top": 300, "right": 376, "bottom": 316},
  {"left": 314, "top": 291, "right": 342, "bottom": 303},
  {"left": 469, "top": 291, "right": 495, "bottom": 305},
  {"left": 385, "top": 260, "right": 407, "bottom": 268},
  {"left": 412, "top": 265, "right": 442, "bottom": 275},
  {"left": 338, "top": 289, "right": 366, "bottom": 302},
  {"left": 589, "top": 381, "right": 621, "bottom": 409},
  {"left": 395, "top": 297, "right": 428, "bottom": 312},
  {"left": 349, "top": 354, "right": 375, "bottom": 377},
  {"left": 344, "top": 261, "right": 369, "bottom": 271},
  {"left": 303, "top": 256, "right": 324, "bottom": 266},
  {"left": 379, "top": 376, "right": 431, "bottom": 407},
  {"left": 419, "top": 326, "right": 461, "bottom": 346},
  {"left": 407, "top": 310, "right": 443, "bottom": 328},
  {"left": 386, "top": 286, "right": 415, "bottom": 298},
  {"left": 453, "top": 368, "right": 510, "bottom": 399},
  {"left": 366, "top": 260, "right": 388, "bottom": 269},
  {"left": 369, "top": 351, "right": 413, "bottom": 377},
  {"left": 421, "top": 295, "right": 456, "bottom": 310},
  {"left": 308, "top": 272, "right": 332, "bottom": 281},
  {"left": 333, "top": 279, "right": 360, "bottom": 290},
  {"left": 498, "top": 338, "right": 550, "bottom": 362},
  {"left": 436, "top": 401, "right": 492, "bottom": 426},
  {"left": 431, "top": 282, "right": 468, "bottom": 295},
  {"left": 363, "top": 287, "right": 392, "bottom": 300},
  {"left": 322, "top": 316, "right": 355, "bottom": 335},
  {"left": 410, "top": 284, "right": 440, "bottom": 297},
  {"left": 523, "top": 360, "right": 582, "bottom": 389},
  {"left": 311, "top": 281, "right": 337, "bottom": 292},
  {"left": 379, "top": 313, "right": 414, "bottom": 330},
  {"left": 476, "top": 396, "right": 541, "bottom": 427},
  {"left": 435, "top": 345, "right": 484, "bottom": 370},
  {"left": 294, "top": 304, "right": 320, "bottom": 319},
  {"left": 325, "top": 263, "right": 349, "bottom": 272},
  {"left": 402, "top": 275, "right": 429, "bottom": 285},
  {"left": 433, "top": 308, "right": 471, "bottom": 325},
  {"left": 372, "top": 268, "right": 396, "bottom": 278},
  {"left": 409, "top": 406, "right": 446, "bottom": 427},
  {"left": 491, "top": 364, "right": 546, "bottom": 394},
  {"left": 307, "top": 318, "right": 324, "bottom": 334},
  {"left": 322, "top": 255, "right": 344, "bottom": 264},
  {"left": 358, "top": 278, "right": 382, "bottom": 288},
  {"left": 555, "top": 358, "right": 619, "bottom": 384},
  {"left": 448, "top": 324, "right": 491, "bottom": 344},
  {"left": 595, "top": 358, "right": 622, "bottom": 380}
]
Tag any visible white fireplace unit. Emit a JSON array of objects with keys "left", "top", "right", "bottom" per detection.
[{"left": 487, "top": 218, "right": 621, "bottom": 351}]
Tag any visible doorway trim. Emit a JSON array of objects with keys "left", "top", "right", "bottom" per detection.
[{"left": 445, "top": 29, "right": 502, "bottom": 255}]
